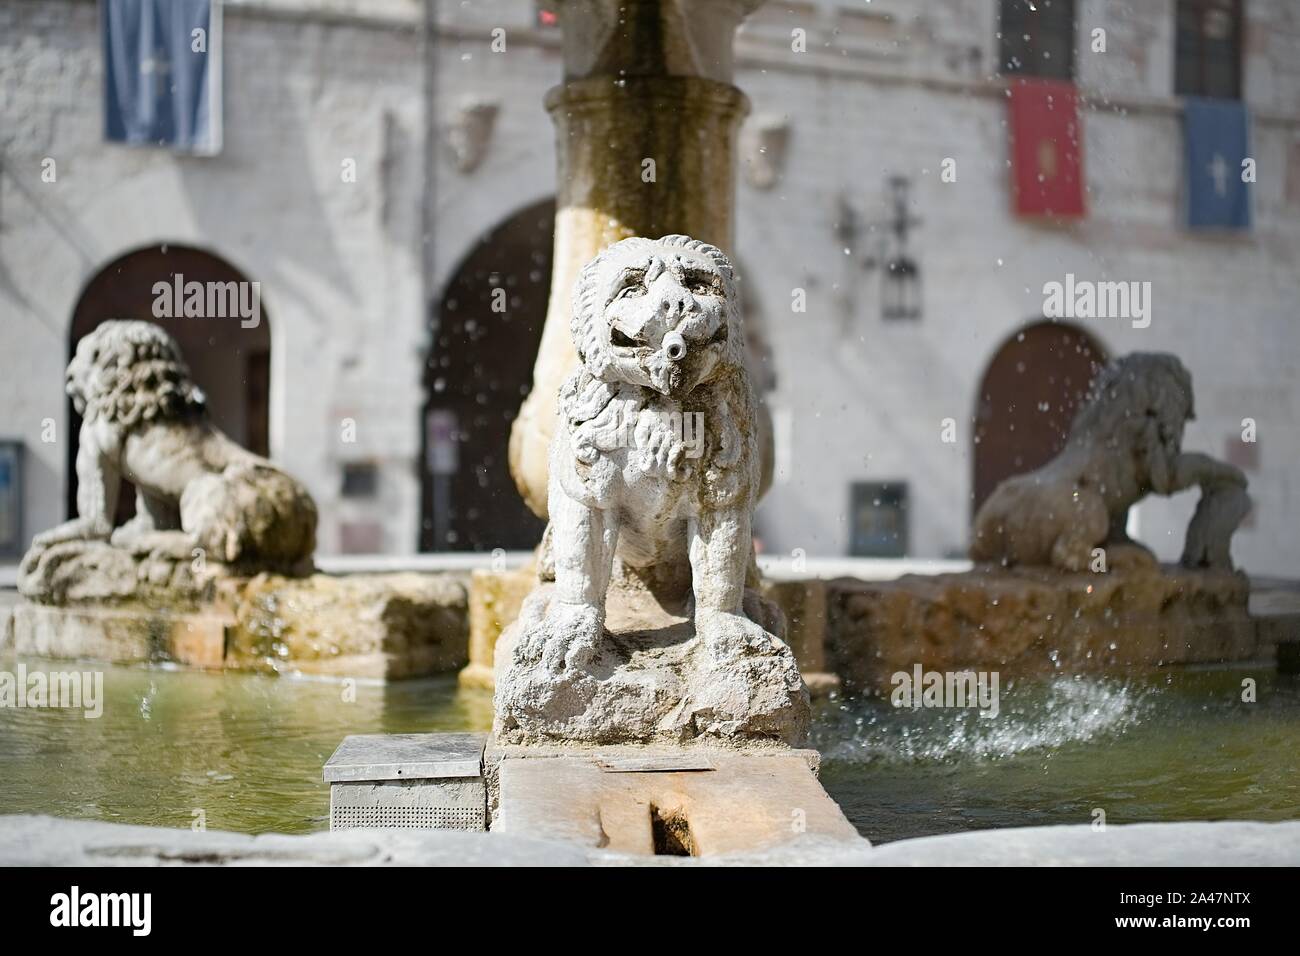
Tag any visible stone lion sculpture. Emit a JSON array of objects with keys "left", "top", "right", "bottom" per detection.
[
  {"left": 971, "top": 352, "right": 1249, "bottom": 572},
  {"left": 494, "top": 235, "right": 807, "bottom": 745},
  {"left": 21, "top": 321, "right": 316, "bottom": 588}
]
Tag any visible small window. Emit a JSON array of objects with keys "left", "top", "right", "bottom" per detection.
[
  {"left": 849, "top": 482, "right": 909, "bottom": 558},
  {"left": 0, "top": 441, "right": 24, "bottom": 559},
  {"left": 341, "top": 462, "right": 379, "bottom": 499},
  {"left": 999, "top": 0, "right": 1076, "bottom": 80},
  {"left": 1175, "top": 0, "right": 1243, "bottom": 99}
]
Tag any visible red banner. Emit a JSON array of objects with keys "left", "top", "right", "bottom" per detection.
[{"left": 1008, "top": 77, "right": 1086, "bottom": 219}]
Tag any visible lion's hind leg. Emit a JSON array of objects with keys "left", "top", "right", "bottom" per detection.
[
  {"left": 1049, "top": 488, "right": 1109, "bottom": 572},
  {"left": 179, "top": 473, "right": 247, "bottom": 564}
]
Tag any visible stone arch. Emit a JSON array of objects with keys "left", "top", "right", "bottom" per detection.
[
  {"left": 972, "top": 320, "right": 1108, "bottom": 516},
  {"left": 420, "top": 198, "right": 554, "bottom": 551},
  {"left": 66, "top": 243, "right": 271, "bottom": 521}
]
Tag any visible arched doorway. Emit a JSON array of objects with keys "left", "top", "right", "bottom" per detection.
[
  {"left": 67, "top": 244, "right": 270, "bottom": 520},
  {"left": 420, "top": 200, "right": 552, "bottom": 551},
  {"left": 972, "top": 321, "right": 1107, "bottom": 515}
]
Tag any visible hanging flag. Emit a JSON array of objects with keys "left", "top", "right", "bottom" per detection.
[
  {"left": 102, "top": 0, "right": 222, "bottom": 155},
  {"left": 1184, "top": 97, "right": 1252, "bottom": 230},
  {"left": 1008, "top": 77, "right": 1086, "bottom": 219}
]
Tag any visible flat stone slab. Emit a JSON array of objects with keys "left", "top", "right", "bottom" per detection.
[
  {"left": 2, "top": 815, "right": 1297, "bottom": 866},
  {"left": 490, "top": 746, "right": 861, "bottom": 857},
  {"left": 0, "top": 814, "right": 587, "bottom": 867},
  {"left": 859, "top": 821, "right": 1300, "bottom": 867},
  {"left": 323, "top": 733, "right": 487, "bottom": 783},
  {"left": 596, "top": 754, "right": 716, "bottom": 772}
]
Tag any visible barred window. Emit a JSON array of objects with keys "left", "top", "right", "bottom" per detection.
[
  {"left": 999, "top": 0, "right": 1076, "bottom": 80},
  {"left": 1175, "top": 0, "right": 1243, "bottom": 99}
]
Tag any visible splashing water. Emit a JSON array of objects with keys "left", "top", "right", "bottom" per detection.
[
  {"left": 813, "top": 675, "right": 1150, "bottom": 763},
  {"left": 815, "top": 669, "right": 1300, "bottom": 843}
]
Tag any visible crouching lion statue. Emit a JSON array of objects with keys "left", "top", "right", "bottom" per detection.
[
  {"left": 494, "top": 235, "right": 808, "bottom": 746},
  {"left": 20, "top": 320, "right": 316, "bottom": 598},
  {"left": 971, "top": 352, "right": 1249, "bottom": 573}
]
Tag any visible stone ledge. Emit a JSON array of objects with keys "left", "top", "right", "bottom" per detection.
[
  {"left": 827, "top": 565, "right": 1265, "bottom": 693},
  {"left": 489, "top": 745, "right": 857, "bottom": 857},
  {"left": 3, "top": 814, "right": 1296, "bottom": 866},
  {"left": 10, "top": 571, "right": 470, "bottom": 680}
]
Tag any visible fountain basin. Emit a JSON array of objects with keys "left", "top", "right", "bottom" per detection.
[
  {"left": 827, "top": 565, "right": 1280, "bottom": 693},
  {"left": 9, "top": 570, "right": 468, "bottom": 680}
]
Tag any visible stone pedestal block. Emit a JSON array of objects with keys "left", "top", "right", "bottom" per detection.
[
  {"left": 11, "top": 569, "right": 470, "bottom": 680},
  {"left": 827, "top": 565, "right": 1263, "bottom": 692},
  {"left": 493, "top": 581, "right": 809, "bottom": 747}
]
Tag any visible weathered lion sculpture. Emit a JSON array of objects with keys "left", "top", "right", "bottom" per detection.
[
  {"left": 21, "top": 320, "right": 316, "bottom": 588},
  {"left": 494, "top": 235, "right": 807, "bottom": 745},
  {"left": 971, "top": 352, "right": 1249, "bottom": 572}
]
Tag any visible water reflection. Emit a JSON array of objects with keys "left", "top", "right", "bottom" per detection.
[{"left": 0, "top": 656, "right": 493, "bottom": 834}]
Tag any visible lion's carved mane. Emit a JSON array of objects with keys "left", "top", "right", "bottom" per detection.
[
  {"left": 69, "top": 320, "right": 207, "bottom": 428},
  {"left": 560, "top": 234, "right": 757, "bottom": 512}
]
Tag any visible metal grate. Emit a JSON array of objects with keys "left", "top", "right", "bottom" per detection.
[
  {"left": 324, "top": 736, "right": 489, "bottom": 833},
  {"left": 331, "top": 804, "right": 485, "bottom": 831}
]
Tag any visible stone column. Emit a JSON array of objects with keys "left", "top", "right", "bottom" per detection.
[{"left": 509, "top": 0, "right": 762, "bottom": 517}]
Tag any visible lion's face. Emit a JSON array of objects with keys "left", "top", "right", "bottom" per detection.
[
  {"left": 1070, "top": 352, "right": 1195, "bottom": 494},
  {"left": 65, "top": 332, "right": 105, "bottom": 416},
  {"left": 65, "top": 320, "right": 204, "bottom": 425},
  {"left": 573, "top": 236, "right": 742, "bottom": 399}
]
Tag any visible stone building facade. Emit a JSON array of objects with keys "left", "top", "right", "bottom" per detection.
[{"left": 2, "top": 0, "right": 1298, "bottom": 575}]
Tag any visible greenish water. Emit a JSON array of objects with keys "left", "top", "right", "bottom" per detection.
[
  {"left": 0, "top": 657, "right": 492, "bottom": 834},
  {"left": 815, "top": 670, "right": 1300, "bottom": 843},
  {"left": 1, "top": 655, "right": 1296, "bottom": 842}
]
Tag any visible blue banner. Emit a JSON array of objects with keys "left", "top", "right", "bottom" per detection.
[
  {"left": 1184, "top": 97, "right": 1251, "bottom": 230},
  {"left": 102, "top": 0, "right": 221, "bottom": 154}
]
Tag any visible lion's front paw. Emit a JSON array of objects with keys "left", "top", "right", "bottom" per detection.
[
  {"left": 1104, "top": 541, "right": 1159, "bottom": 573},
  {"left": 31, "top": 518, "right": 109, "bottom": 550},
  {"left": 695, "top": 608, "right": 780, "bottom": 661},
  {"left": 520, "top": 602, "right": 604, "bottom": 675},
  {"left": 108, "top": 514, "right": 157, "bottom": 553}
]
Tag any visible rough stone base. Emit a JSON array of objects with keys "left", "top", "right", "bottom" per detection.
[
  {"left": 761, "top": 578, "right": 841, "bottom": 696},
  {"left": 231, "top": 572, "right": 469, "bottom": 678},
  {"left": 464, "top": 569, "right": 840, "bottom": 695},
  {"left": 493, "top": 581, "right": 810, "bottom": 747},
  {"left": 827, "top": 564, "right": 1264, "bottom": 692},
  {"left": 10, "top": 569, "right": 469, "bottom": 680}
]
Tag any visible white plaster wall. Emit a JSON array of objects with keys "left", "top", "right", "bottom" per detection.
[
  {"left": 2, "top": 0, "right": 1298, "bottom": 575},
  {"left": 0, "top": 0, "right": 428, "bottom": 554},
  {"left": 735, "top": 0, "right": 1300, "bottom": 575}
]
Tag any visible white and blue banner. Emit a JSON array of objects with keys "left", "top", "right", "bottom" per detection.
[
  {"left": 102, "top": 0, "right": 222, "bottom": 155},
  {"left": 1183, "top": 97, "right": 1252, "bottom": 230}
]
